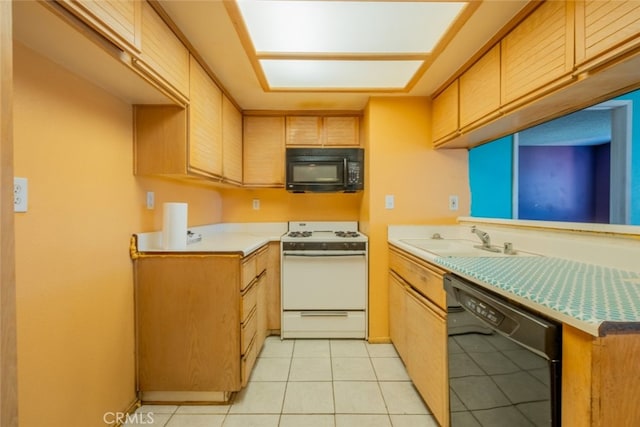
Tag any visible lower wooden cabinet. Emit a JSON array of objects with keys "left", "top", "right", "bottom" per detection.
[
  {"left": 133, "top": 243, "right": 271, "bottom": 401},
  {"left": 388, "top": 245, "right": 449, "bottom": 427}
]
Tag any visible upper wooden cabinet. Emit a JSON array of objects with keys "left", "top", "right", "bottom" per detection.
[
  {"left": 432, "top": 80, "right": 459, "bottom": 145},
  {"left": 459, "top": 45, "right": 501, "bottom": 130},
  {"left": 222, "top": 95, "right": 243, "bottom": 185},
  {"left": 575, "top": 0, "right": 640, "bottom": 71},
  {"left": 243, "top": 116, "right": 286, "bottom": 187},
  {"left": 135, "top": 2, "right": 190, "bottom": 100},
  {"left": 500, "top": 1, "right": 574, "bottom": 106},
  {"left": 189, "top": 56, "right": 223, "bottom": 179},
  {"left": 286, "top": 115, "right": 360, "bottom": 147},
  {"left": 57, "top": 0, "right": 142, "bottom": 53}
]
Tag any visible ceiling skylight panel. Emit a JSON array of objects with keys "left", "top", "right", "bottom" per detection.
[
  {"left": 260, "top": 59, "right": 423, "bottom": 89},
  {"left": 236, "top": 1, "right": 467, "bottom": 54}
]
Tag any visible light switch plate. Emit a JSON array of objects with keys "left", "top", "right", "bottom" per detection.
[
  {"left": 146, "top": 191, "right": 155, "bottom": 209},
  {"left": 449, "top": 195, "right": 459, "bottom": 211},
  {"left": 385, "top": 194, "right": 395, "bottom": 209},
  {"left": 14, "top": 177, "right": 28, "bottom": 213}
]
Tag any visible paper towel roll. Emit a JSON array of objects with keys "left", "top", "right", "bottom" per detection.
[{"left": 162, "top": 202, "right": 188, "bottom": 250}]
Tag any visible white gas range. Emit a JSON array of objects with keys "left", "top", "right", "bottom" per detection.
[{"left": 280, "top": 221, "right": 368, "bottom": 339}]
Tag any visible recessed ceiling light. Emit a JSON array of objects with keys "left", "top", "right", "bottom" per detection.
[{"left": 227, "top": 0, "right": 471, "bottom": 91}]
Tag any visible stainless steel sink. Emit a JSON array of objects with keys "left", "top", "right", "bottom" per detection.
[{"left": 399, "top": 239, "right": 538, "bottom": 258}]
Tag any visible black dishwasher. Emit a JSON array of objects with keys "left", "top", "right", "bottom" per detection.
[{"left": 444, "top": 274, "right": 562, "bottom": 427}]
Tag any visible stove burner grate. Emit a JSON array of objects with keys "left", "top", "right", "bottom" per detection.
[
  {"left": 288, "top": 231, "right": 312, "bottom": 238},
  {"left": 335, "top": 231, "right": 360, "bottom": 238}
]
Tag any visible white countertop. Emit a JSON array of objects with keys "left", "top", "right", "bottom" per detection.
[
  {"left": 135, "top": 222, "right": 288, "bottom": 256},
  {"left": 389, "top": 223, "right": 640, "bottom": 337}
]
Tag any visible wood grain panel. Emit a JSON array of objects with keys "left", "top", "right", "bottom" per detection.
[
  {"left": 134, "top": 105, "right": 188, "bottom": 176},
  {"left": 266, "top": 242, "right": 281, "bottom": 331},
  {"left": 135, "top": 255, "right": 241, "bottom": 391},
  {"left": 459, "top": 44, "right": 501, "bottom": 128},
  {"left": 406, "top": 287, "right": 448, "bottom": 427},
  {"left": 222, "top": 95, "right": 243, "bottom": 184},
  {"left": 324, "top": 116, "right": 359, "bottom": 146},
  {"left": 562, "top": 325, "right": 593, "bottom": 427},
  {"left": 255, "top": 273, "right": 268, "bottom": 352},
  {"left": 241, "top": 253, "right": 257, "bottom": 291},
  {"left": 286, "top": 116, "right": 322, "bottom": 146},
  {"left": 388, "top": 246, "right": 447, "bottom": 310},
  {"left": 432, "top": 80, "right": 459, "bottom": 144},
  {"left": 139, "top": 1, "right": 189, "bottom": 96},
  {"left": 578, "top": 0, "right": 640, "bottom": 64},
  {"left": 243, "top": 116, "right": 285, "bottom": 186},
  {"left": 189, "top": 56, "right": 222, "bottom": 178},
  {"left": 68, "top": 0, "right": 141, "bottom": 51},
  {"left": 388, "top": 272, "right": 408, "bottom": 364},
  {"left": 501, "top": 1, "right": 572, "bottom": 104},
  {"left": 0, "top": 1, "right": 19, "bottom": 424}
]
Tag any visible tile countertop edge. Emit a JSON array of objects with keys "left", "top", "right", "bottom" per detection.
[
  {"left": 388, "top": 239, "right": 640, "bottom": 338},
  {"left": 134, "top": 222, "right": 287, "bottom": 256}
]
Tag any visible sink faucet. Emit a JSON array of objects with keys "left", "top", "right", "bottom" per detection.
[
  {"left": 471, "top": 226, "right": 501, "bottom": 252},
  {"left": 471, "top": 226, "right": 491, "bottom": 247}
]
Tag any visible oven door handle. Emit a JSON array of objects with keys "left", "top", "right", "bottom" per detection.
[
  {"left": 283, "top": 252, "right": 367, "bottom": 257},
  {"left": 300, "top": 311, "right": 349, "bottom": 317}
]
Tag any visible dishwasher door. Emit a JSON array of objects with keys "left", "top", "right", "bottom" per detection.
[{"left": 444, "top": 274, "right": 562, "bottom": 427}]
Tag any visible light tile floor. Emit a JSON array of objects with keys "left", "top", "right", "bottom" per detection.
[{"left": 126, "top": 338, "right": 439, "bottom": 427}]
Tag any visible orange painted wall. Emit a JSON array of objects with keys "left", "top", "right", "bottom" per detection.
[
  {"left": 12, "top": 44, "right": 222, "bottom": 427},
  {"left": 220, "top": 187, "right": 362, "bottom": 222},
  {"left": 361, "top": 97, "right": 470, "bottom": 341}
]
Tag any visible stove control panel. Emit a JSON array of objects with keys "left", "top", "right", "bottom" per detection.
[{"left": 282, "top": 241, "right": 367, "bottom": 251}]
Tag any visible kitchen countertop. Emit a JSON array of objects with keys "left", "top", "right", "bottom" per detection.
[
  {"left": 134, "top": 222, "right": 287, "bottom": 256},
  {"left": 389, "top": 223, "right": 640, "bottom": 337}
]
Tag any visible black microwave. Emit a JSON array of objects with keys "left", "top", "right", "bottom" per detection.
[{"left": 286, "top": 148, "right": 364, "bottom": 193}]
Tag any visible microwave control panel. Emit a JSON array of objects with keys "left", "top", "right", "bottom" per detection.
[{"left": 347, "top": 162, "right": 363, "bottom": 186}]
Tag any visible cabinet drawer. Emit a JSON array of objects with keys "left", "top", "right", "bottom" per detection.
[
  {"left": 241, "top": 282, "right": 258, "bottom": 323},
  {"left": 256, "top": 246, "right": 268, "bottom": 275},
  {"left": 241, "top": 255, "right": 257, "bottom": 291},
  {"left": 241, "top": 337, "right": 257, "bottom": 387},
  {"left": 241, "top": 309, "right": 257, "bottom": 356},
  {"left": 389, "top": 248, "right": 446, "bottom": 310}
]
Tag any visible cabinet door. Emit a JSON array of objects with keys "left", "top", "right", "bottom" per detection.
[
  {"left": 58, "top": 0, "right": 142, "bottom": 52},
  {"left": 432, "top": 80, "right": 459, "bottom": 145},
  {"left": 459, "top": 44, "right": 501, "bottom": 130},
  {"left": 286, "top": 116, "right": 322, "bottom": 146},
  {"left": 137, "top": 2, "right": 189, "bottom": 99},
  {"left": 222, "top": 95, "right": 243, "bottom": 185},
  {"left": 189, "top": 56, "right": 223, "bottom": 178},
  {"left": 388, "top": 272, "right": 408, "bottom": 364},
  {"left": 501, "top": 1, "right": 573, "bottom": 105},
  {"left": 256, "top": 272, "right": 268, "bottom": 352},
  {"left": 406, "top": 288, "right": 448, "bottom": 427},
  {"left": 324, "top": 116, "right": 360, "bottom": 146},
  {"left": 575, "top": 0, "right": 640, "bottom": 70},
  {"left": 243, "top": 116, "right": 285, "bottom": 186}
]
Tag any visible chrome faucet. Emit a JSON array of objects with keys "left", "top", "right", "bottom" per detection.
[{"left": 471, "top": 226, "right": 501, "bottom": 252}]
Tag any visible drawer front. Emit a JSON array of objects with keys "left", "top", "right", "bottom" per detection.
[
  {"left": 241, "top": 255, "right": 257, "bottom": 291},
  {"left": 281, "top": 311, "right": 366, "bottom": 339},
  {"left": 256, "top": 246, "right": 268, "bottom": 275},
  {"left": 241, "top": 282, "right": 258, "bottom": 323},
  {"left": 389, "top": 249, "right": 446, "bottom": 310},
  {"left": 241, "top": 309, "right": 257, "bottom": 356},
  {"left": 241, "top": 337, "right": 257, "bottom": 387}
]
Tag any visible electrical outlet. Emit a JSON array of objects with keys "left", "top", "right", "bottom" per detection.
[
  {"left": 449, "top": 195, "right": 459, "bottom": 211},
  {"left": 146, "top": 191, "right": 155, "bottom": 209},
  {"left": 252, "top": 199, "right": 260, "bottom": 210},
  {"left": 14, "top": 177, "right": 28, "bottom": 213},
  {"left": 385, "top": 194, "right": 395, "bottom": 209}
]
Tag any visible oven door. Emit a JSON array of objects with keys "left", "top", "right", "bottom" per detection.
[{"left": 282, "top": 251, "right": 366, "bottom": 310}]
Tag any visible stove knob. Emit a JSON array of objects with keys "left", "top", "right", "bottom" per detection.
[
  {"left": 343, "top": 242, "right": 350, "bottom": 249},
  {"left": 322, "top": 242, "right": 327, "bottom": 250}
]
